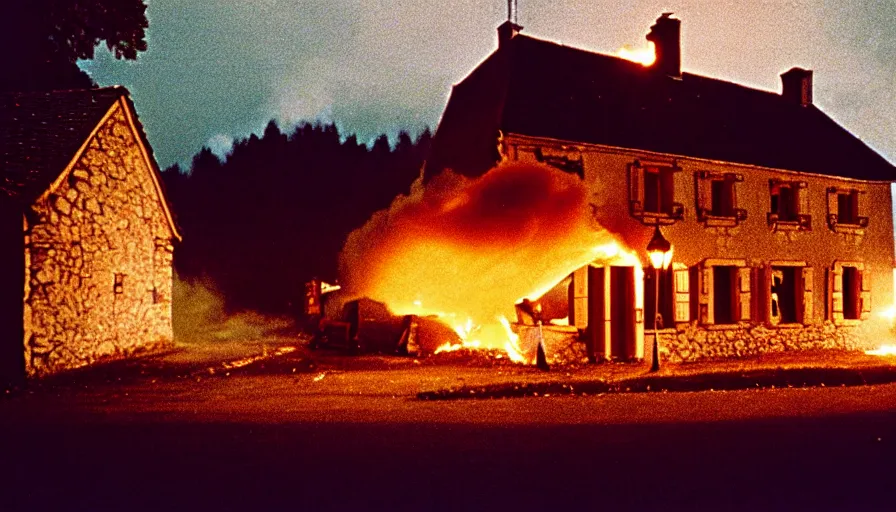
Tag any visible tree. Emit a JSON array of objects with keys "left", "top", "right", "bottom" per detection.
[{"left": 0, "top": 1, "right": 149, "bottom": 91}]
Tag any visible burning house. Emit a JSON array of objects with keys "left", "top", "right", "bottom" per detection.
[
  {"left": 420, "top": 14, "right": 896, "bottom": 364},
  {"left": 0, "top": 87, "right": 180, "bottom": 383}
]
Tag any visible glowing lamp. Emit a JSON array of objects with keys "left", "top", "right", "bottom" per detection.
[
  {"left": 646, "top": 226, "right": 673, "bottom": 270},
  {"left": 645, "top": 225, "right": 672, "bottom": 373}
]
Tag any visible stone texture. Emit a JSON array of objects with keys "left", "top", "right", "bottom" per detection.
[
  {"left": 655, "top": 319, "right": 886, "bottom": 364},
  {"left": 22, "top": 104, "right": 175, "bottom": 376}
]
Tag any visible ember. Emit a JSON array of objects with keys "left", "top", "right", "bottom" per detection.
[{"left": 339, "top": 161, "right": 638, "bottom": 363}]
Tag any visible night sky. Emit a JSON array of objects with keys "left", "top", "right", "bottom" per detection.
[{"left": 78, "top": 0, "right": 895, "bottom": 170}]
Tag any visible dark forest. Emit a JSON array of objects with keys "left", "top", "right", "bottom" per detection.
[{"left": 161, "top": 121, "right": 431, "bottom": 315}]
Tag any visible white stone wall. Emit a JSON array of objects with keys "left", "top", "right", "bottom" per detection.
[{"left": 23, "top": 103, "right": 175, "bottom": 376}]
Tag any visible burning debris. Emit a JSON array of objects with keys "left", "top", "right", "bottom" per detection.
[{"left": 336, "top": 161, "right": 638, "bottom": 363}]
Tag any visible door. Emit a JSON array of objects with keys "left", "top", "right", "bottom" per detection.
[{"left": 610, "top": 266, "right": 637, "bottom": 360}]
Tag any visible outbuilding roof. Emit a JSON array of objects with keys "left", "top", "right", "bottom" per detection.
[
  {"left": 427, "top": 34, "right": 895, "bottom": 182},
  {"left": 0, "top": 86, "right": 181, "bottom": 239}
]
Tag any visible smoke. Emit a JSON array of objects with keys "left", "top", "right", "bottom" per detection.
[
  {"left": 172, "top": 274, "right": 294, "bottom": 343},
  {"left": 339, "top": 161, "right": 629, "bottom": 343}
]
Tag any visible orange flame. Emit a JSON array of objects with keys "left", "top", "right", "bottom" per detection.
[
  {"left": 616, "top": 41, "right": 656, "bottom": 66},
  {"left": 339, "top": 161, "right": 639, "bottom": 361}
]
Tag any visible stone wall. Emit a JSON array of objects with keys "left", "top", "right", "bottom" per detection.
[
  {"left": 655, "top": 320, "right": 884, "bottom": 364},
  {"left": 23, "top": 102, "right": 175, "bottom": 376}
]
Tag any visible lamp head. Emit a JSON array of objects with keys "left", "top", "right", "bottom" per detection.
[{"left": 646, "top": 226, "right": 673, "bottom": 270}]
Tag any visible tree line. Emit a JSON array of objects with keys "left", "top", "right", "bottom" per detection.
[{"left": 161, "top": 121, "right": 431, "bottom": 314}]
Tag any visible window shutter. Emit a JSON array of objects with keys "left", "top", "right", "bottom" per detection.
[
  {"left": 660, "top": 168, "right": 674, "bottom": 214},
  {"left": 570, "top": 267, "right": 588, "bottom": 328},
  {"left": 797, "top": 182, "right": 810, "bottom": 227},
  {"left": 755, "top": 265, "right": 771, "bottom": 324},
  {"left": 737, "top": 267, "right": 752, "bottom": 321},
  {"left": 673, "top": 266, "right": 690, "bottom": 322},
  {"left": 860, "top": 269, "right": 872, "bottom": 320},
  {"left": 826, "top": 187, "right": 838, "bottom": 227},
  {"left": 829, "top": 267, "right": 844, "bottom": 323},
  {"left": 699, "top": 263, "right": 713, "bottom": 324},
  {"left": 801, "top": 267, "right": 814, "bottom": 324},
  {"left": 695, "top": 171, "right": 710, "bottom": 219},
  {"left": 629, "top": 164, "right": 644, "bottom": 216}
]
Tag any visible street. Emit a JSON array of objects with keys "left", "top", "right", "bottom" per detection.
[{"left": 3, "top": 355, "right": 896, "bottom": 511}]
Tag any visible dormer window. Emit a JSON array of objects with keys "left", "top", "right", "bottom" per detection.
[
  {"left": 695, "top": 171, "right": 746, "bottom": 227},
  {"left": 768, "top": 179, "right": 810, "bottom": 231},
  {"left": 629, "top": 160, "right": 684, "bottom": 225}
]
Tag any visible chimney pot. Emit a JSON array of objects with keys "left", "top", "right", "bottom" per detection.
[
  {"left": 646, "top": 13, "right": 681, "bottom": 78},
  {"left": 497, "top": 20, "right": 523, "bottom": 49},
  {"left": 781, "top": 67, "right": 813, "bottom": 106}
]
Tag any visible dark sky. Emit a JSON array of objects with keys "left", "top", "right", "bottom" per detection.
[{"left": 78, "top": 0, "right": 895, "bottom": 170}]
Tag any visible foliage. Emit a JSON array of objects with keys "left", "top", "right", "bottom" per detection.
[
  {"left": 162, "top": 121, "right": 432, "bottom": 314},
  {"left": 0, "top": 1, "right": 148, "bottom": 91}
]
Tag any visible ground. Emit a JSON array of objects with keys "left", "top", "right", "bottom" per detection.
[{"left": 2, "top": 336, "right": 896, "bottom": 510}]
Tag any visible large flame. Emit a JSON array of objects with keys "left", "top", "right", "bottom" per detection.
[
  {"left": 339, "top": 161, "right": 638, "bottom": 361},
  {"left": 616, "top": 41, "right": 656, "bottom": 66}
]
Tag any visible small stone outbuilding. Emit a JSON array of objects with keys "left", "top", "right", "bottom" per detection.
[{"left": 1, "top": 87, "right": 181, "bottom": 384}]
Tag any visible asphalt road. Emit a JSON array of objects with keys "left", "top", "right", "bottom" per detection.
[{"left": 2, "top": 376, "right": 896, "bottom": 511}]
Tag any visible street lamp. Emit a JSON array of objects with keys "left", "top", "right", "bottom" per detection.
[{"left": 646, "top": 225, "right": 673, "bottom": 372}]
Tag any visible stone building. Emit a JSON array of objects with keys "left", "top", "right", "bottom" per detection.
[
  {"left": 1, "top": 87, "right": 180, "bottom": 383},
  {"left": 426, "top": 15, "right": 896, "bottom": 364}
]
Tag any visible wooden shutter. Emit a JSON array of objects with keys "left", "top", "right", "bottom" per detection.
[
  {"left": 695, "top": 171, "right": 711, "bottom": 219},
  {"left": 826, "top": 187, "right": 838, "bottom": 227},
  {"left": 570, "top": 267, "right": 589, "bottom": 328},
  {"left": 801, "top": 267, "right": 814, "bottom": 324},
  {"left": 629, "top": 164, "right": 644, "bottom": 216},
  {"left": 737, "top": 267, "right": 752, "bottom": 321},
  {"left": 673, "top": 265, "right": 690, "bottom": 322},
  {"left": 660, "top": 168, "right": 674, "bottom": 214},
  {"left": 829, "top": 267, "right": 844, "bottom": 323},
  {"left": 754, "top": 265, "right": 769, "bottom": 324},
  {"left": 860, "top": 269, "right": 872, "bottom": 320},
  {"left": 699, "top": 263, "right": 713, "bottom": 324}
]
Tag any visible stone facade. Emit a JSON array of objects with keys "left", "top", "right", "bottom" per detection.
[
  {"left": 502, "top": 134, "right": 895, "bottom": 364},
  {"left": 22, "top": 103, "right": 175, "bottom": 376},
  {"left": 654, "top": 319, "right": 884, "bottom": 364}
]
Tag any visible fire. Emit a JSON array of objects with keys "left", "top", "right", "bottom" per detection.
[
  {"left": 339, "top": 161, "right": 640, "bottom": 362},
  {"left": 616, "top": 41, "right": 656, "bottom": 66},
  {"left": 866, "top": 345, "right": 896, "bottom": 356}
]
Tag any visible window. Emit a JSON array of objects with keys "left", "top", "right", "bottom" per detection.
[
  {"left": 770, "top": 267, "right": 799, "bottom": 324},
  {"left": 628, "top": 161, "right": 683, "bottom": 224},
  {"left": 828, "top": 262, "right": 870, "bottom": 324},
  {"left": 695, "top": 171, "right": 746, "bottom": 226},
  {"left": 645, "top": 267, "right": 673, "bottom": 329},
  {"left": 842, "top": 267, "right": 860, "bottom": 320},
  {"left": 756, "top": 263, "right": 813, "bottom": 326},
  {"left": 826, "top": 187, "right": 868, "bottom": 232},
  {"left": 768, "top": 179, "right": 810, "bottom": 230},
  {"left": 696, "top": 260, "right": 750, "bottom": 325},
  {"left": 712, "top": 266, "right": 738, "bottom": 325}
]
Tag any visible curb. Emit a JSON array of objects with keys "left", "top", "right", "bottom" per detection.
[{"left": 417, "top": 365, "right": 896, "bottom": 400}]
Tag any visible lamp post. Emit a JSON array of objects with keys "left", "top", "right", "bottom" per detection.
[{"left": 646, "top": 225, "right": 673, "bottom": 373}]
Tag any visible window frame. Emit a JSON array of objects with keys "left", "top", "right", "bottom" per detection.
[
  {"left": 767, "top": 179, "right": 811, "bottom": 231},
  {"left": 628, "top": 159, "right": 684, "bottom": 225},
  {"left": 826, "top": 186, "right": 868, "bottom": 234},
  {"left": 695, "top": 170, "right": 747, "bottom": 227},
  {"left": 695, "top": 258, "right": 749, "bottom": 327},
  {"left": 828, "top": 261, "right": 871, "bottom": 325}
]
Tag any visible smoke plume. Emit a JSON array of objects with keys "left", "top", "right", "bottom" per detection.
[{"left": 339, "top": 161, "right": 629, "bottom": 346}]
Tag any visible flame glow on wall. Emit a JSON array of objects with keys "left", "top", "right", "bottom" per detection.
[{"left": 339, "top": 161, "right": 636, "bottom": 359}]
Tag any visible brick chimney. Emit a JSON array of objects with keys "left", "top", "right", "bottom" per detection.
[
  {"left": 646, "top": 13, "right": 681, "bottom": 78},
  {"left": 780, "top": 67, "right": 813, "bottom": 106},
  {"left": 497, "top": 20, "right": 523, "bottom": 49}
]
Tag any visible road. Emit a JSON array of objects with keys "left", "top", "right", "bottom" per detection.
[{"left": 2, "top": 367, "right": 896, "bottom": 511}]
